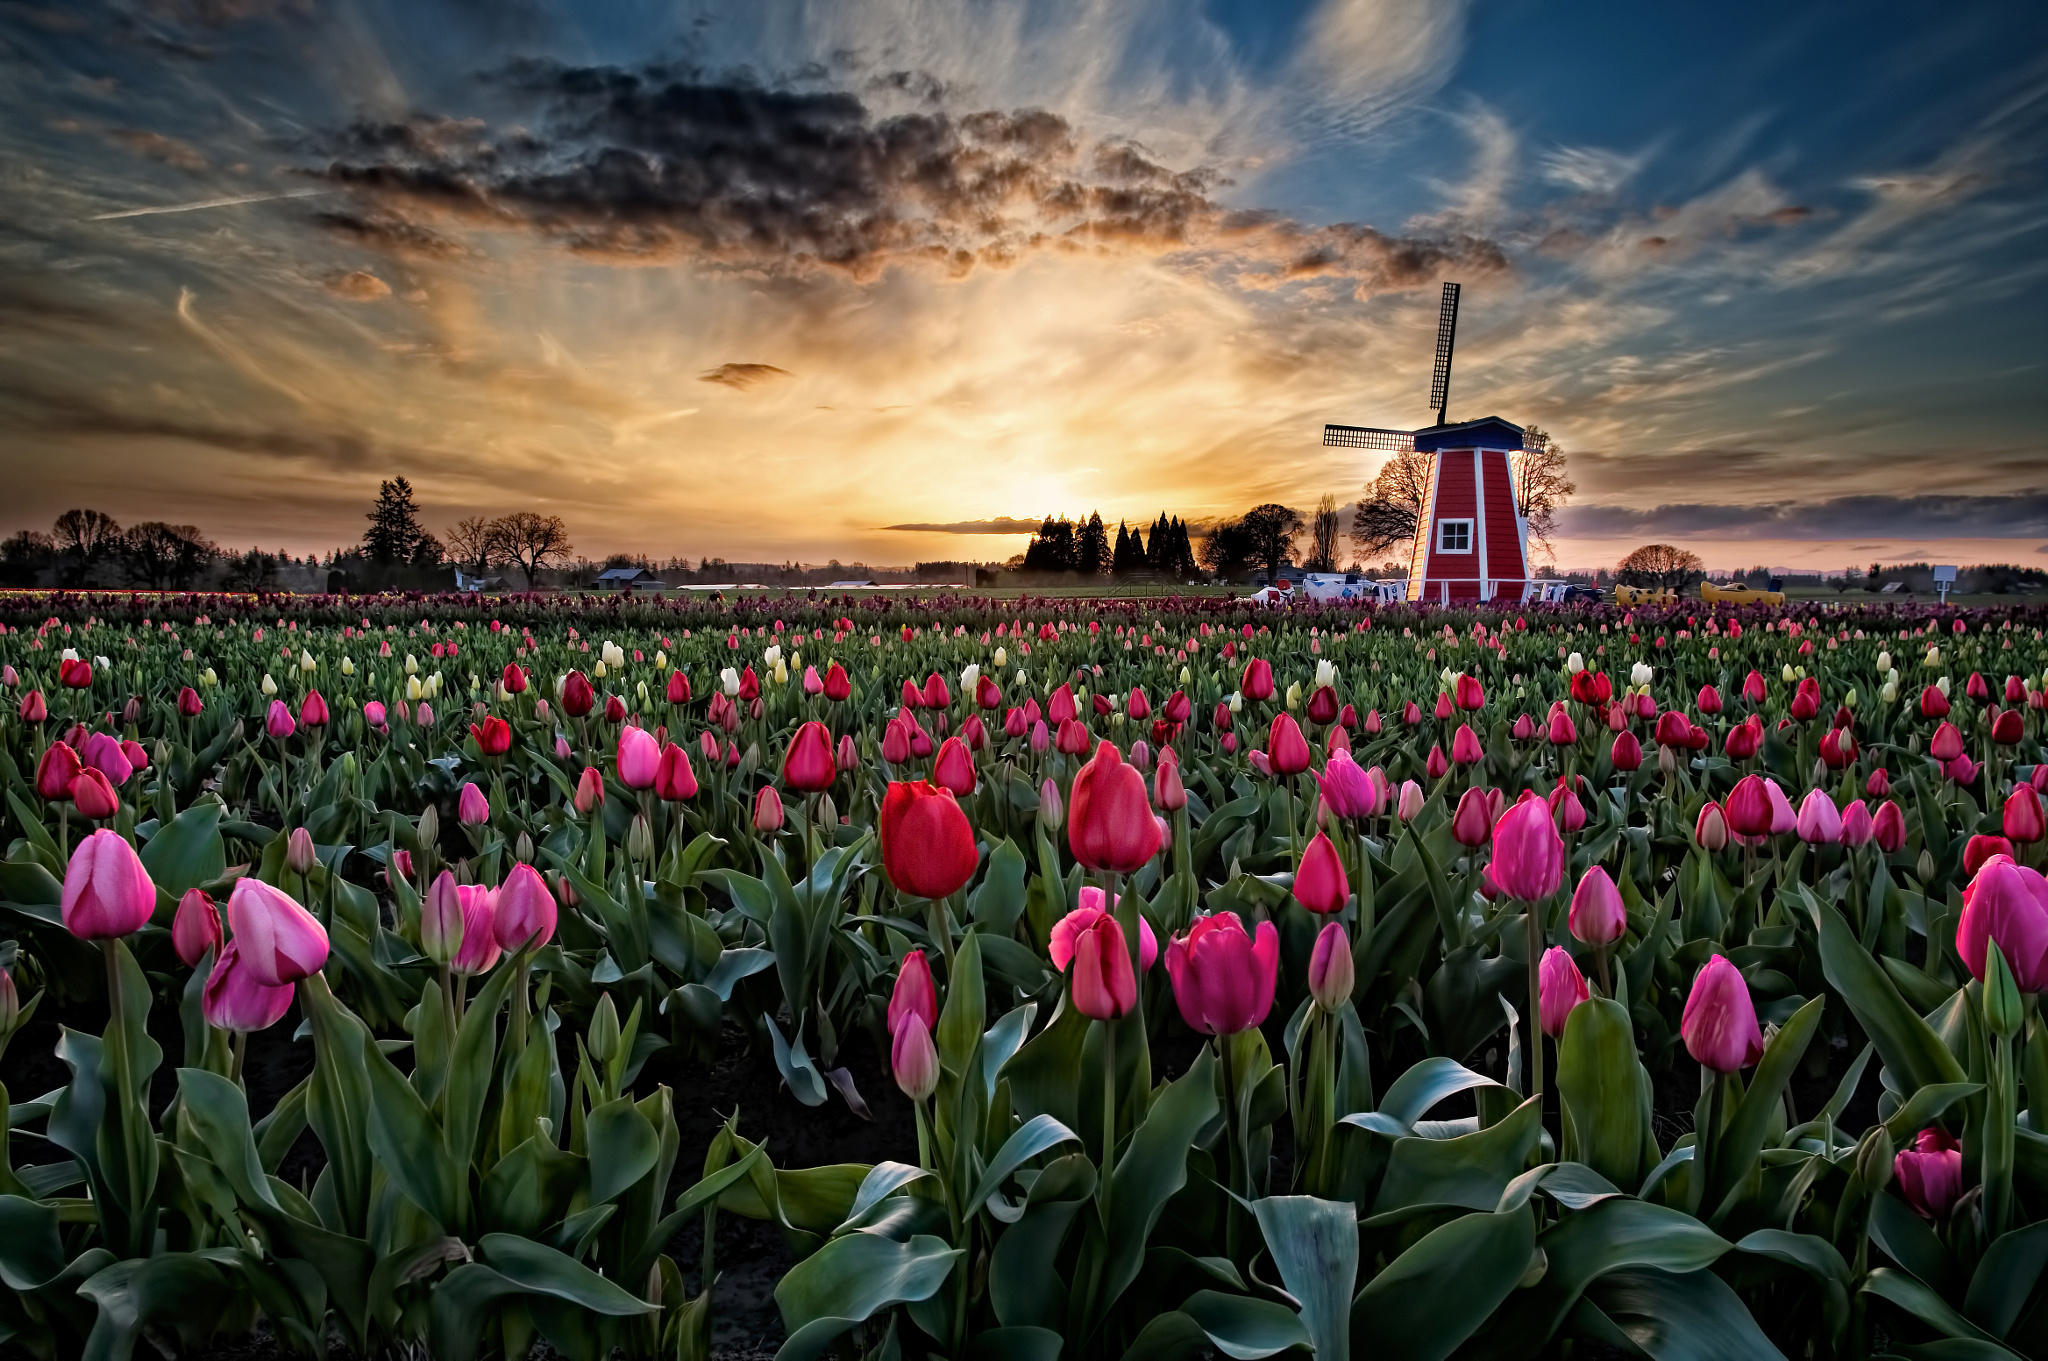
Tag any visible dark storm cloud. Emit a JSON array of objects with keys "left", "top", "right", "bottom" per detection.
[
  {"left": 1560, "top": 493, "right": 2048, "bottom": 541},
  {"left": 3, "top": 382, "right": 391, "bottom": 468},
  {"left": 310, "top": 209, "right": 471, "bottom": 260},
  {"left": 699, "top": 362, "right": 790, "bottom": 389},
  {"left": 297, "top": 62, "right": 1507, "bottom": 288},
  {"left": 882, "top": 517, "right": 1046, "bottom": 534}
]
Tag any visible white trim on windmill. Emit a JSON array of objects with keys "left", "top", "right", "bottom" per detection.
[{"left": 1320, "top": 281, "right": 1535, "bottom": 605}]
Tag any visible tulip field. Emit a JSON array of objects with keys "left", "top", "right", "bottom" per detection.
[{"left": 4, "top": 590, "right": 2048, "bottom": 1361}]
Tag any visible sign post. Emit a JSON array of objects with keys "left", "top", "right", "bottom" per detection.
[{"left": 1932, "top": 564, "right": 1956, "bottom": 604}]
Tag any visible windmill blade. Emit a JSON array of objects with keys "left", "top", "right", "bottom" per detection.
[
  {"left": 1428, "top": 280, "right": 1460, "bottom": 423},
  {"left": 1323, "top": 423, "right": 1416, "bottom": 452}
]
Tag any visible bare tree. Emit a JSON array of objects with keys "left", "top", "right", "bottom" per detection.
[
  {"left": 52, "top": 508, "right": 122, "bottom": 585},
  {"left": 1349, "top": 448, "right": 1432, "bottom": 559},
  {"left": 1616, "top": 543, "right": 1704, "bottom": 591},
  {"left": 122, "top": 522, "right": 218, "bottom": 589},
  {"left": 1515, "top": 426, "right": 1576, "bottom": 557},
  {"left": 444, "top": 515, "right": 502, "bottom": 575},
  {"left": 490, "top": 512, "right": 574, "bottom": 589},
  {"left": 1305, "top": 494, "right": 1341, "bottom": 571}
]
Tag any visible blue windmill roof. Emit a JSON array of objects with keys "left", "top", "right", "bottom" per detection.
[{"left": 1414, "top": 416, "right": 1526, "bottom": 452}]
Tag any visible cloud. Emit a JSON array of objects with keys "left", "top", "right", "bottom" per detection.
[
  {"left": 881, "top": 516, "right": 1045, "bottom": 534},
  {"left": 699, "top": 362, "right": 792, "bottom": 390},
  {"left": 1, "top": 382, "right": 387, "bottom": 467},
  {"left": 298, "top": 63, "right": 1504, "bottom": 294},
  {"left": 310, "top": 209, "right": 470, "bottom": 259},
  {"left": 108, "top": 128, "right": 207, "bottom": 171},
  {"left": 1540, "top": 144, "right": 1645, "bottom": 195},
  {"left": 1560, "top": 492, "right": 2048, "bottom": 542},
  {"left": 323, "top": 269, "right": 391, "bottom": 300}
]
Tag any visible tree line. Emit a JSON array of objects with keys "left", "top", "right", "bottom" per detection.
[{"left": 1018, "top": 513, "right": 1199, "bottom": 579}]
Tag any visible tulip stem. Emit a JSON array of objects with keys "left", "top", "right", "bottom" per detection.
[
  {"left": 230, "top": 1029, "right": 247, "bottom": 1085},
  {"left": 1100, "top": 1022, "right": 1117, "bottom": 1227},
  {"left": 1595, "top": 942, "right": 1612, "bottom": 999},
  {"left": 1525, "top": 898, "right": 1546, "bottom": 1104}
]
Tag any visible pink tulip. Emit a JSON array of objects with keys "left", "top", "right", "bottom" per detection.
[
  {"left": 458, "top": 781, "right": 490, "bottom": 826},
  {"left": 1956, "top": 855, "right": 2048, "bottom": 992},
  {"left": 202, "top": 941, "right": 295, "bottom": 1033},
  {"left": 1316, "top": 751, "right": 1382, "bottom": 819},
  {"left": 891, "top": 1014, "right": 940, "bottom": 1101},
  {"left": 932, "top": 736, "right": 976, "bottom": 796},
  {"left": 1449, "top": 724, "right": 1483, "bottom": 767},
  {"left": 1839, "top": 800, "right": 1875, "bottom": 847},
  {"left": 1764, "top": 779, "right": 1797, "bottom": 835},
  {"left": 1681, "top": 954, "right": 1764, "bottom": 1072},
  {"left": 265, "top": 699, "right": 296, "bottom": 740},
  {"left": 1052, "top": 887, "right": 1158, "bottom": 971},
  {"left": 1451, "top": 786, "right": 1493, "bottom": 846},
  {"left": 60, "top": 829, "right": 157, "bottom": 940},
  {"left": 753, "top": 785, "right": 786, "bottom": 833},
  {"left": 1308, "top": 921, "right": 1354, "bottom": 1009},
  {"left": 1795, "top": 788, "right": 1841, "bottom": 844},
  {"left": 1538, "top": 947, "right": 1589, "bottom": 1037},
  {"left": 1567, "top": 866, "right": 1626, "bottom": 946},
  {"left": 1894, "top": 1128, "right": 1963, "bottom": 1219},
  {"left": 1695, "top": 801, "right": 1730, "bottom": 851},
  {"left": 80, "top": 731, "right": 134, "bottom": 785},
  {"left": 421, "top": 871, "right": 465, "bottom": 964},
  {"left": 616, "top": 724, "right": 660, "bottom": 789},
  {"left": 450, "top": 883, "right": 501, "bottom": 975},
  {"left": 173, "top": 888, "right": 223, "bottom": 966},
  {"left": 1165, "top": 913, "right": 1278, "bottom": 1036},
  {"left": 299, "top": 690, "right": 330, "bottom": 728},
  {"left": 2005, "top": 785, "right": 2046, "bottom": 844},
  {"left": 226, "top": 877, "right": 329, "bottom": 985},
  {"left": 1396, "top": 779, "right": 1425, "bottom": 822},
  {"left": 1491, "top": 793, "right": 1564, "bottom": 901},
  {"left": 493, "top": 862, "right": 557, "bottom": 952}
]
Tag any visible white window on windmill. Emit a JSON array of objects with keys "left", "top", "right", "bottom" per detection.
[{"left": 1437, "top": 519, "right": 1473, "bottom": 554}]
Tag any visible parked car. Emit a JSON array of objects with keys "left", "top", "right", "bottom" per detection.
[{"left": 1530, "top": 581, "right": 1603, "bottom": 605}]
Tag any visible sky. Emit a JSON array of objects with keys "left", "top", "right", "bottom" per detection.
[{"left": 1, "top": 0, "right": 2046, "bottom": 573}]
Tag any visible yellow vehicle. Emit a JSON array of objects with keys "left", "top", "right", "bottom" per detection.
[
  {"left": 1700, "top": 581, "right": 1786, "bottom": 606},
  {"left": 1613, "top": 584, "right": 1678, "bottom": 606}
]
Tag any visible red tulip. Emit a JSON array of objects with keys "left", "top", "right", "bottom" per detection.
[
  {"left": 880, "top": 781, "right": 978, "bottom": 899},
  {"left": 1267, "top": 713, "right": 1312, "bottom": 775},
  {"left": 299, "top": 690, "right": 330, "bottom": 728},
  {"left": 655, "top": 744, "right": 698, "bottom": 801},
  {"left": 823, "top": 663, "right": 851, "bottom": 702},
  {"left": 976, "top": 675, "right": 1002, "bottom": 710},
  {"left": 470, "top": 716, "right": 511, "bottom": 756},
  {"left": 2005, "top": 785, "right": 2045, "bottom": 844},
  {"left": 1546, "top": 707, "right": 1577, "bottom": 745},
  {"left": 1454, "top": 674, "right": 1485, "bottom": 710},
  {"left": 1538, "top": 947, "right": 1589, "bottom": 1038},
  {"left": 1725, "top": 774, "right": 1774, "bottom": 838},
  {"left": 1991, "top": 709, "right": 2025, "bottom": 746},
  {"left": 1742, "top": 670, "right": 1767, "bottom": 704},
  {"left": 932, "top": 736, "right": 977, "bottom": 796},
  {"left": 1966, "top": 672, "right": 1990, "bottom": 702},
  {"left": 889, "top": 950, "right": 940, "bottom": 1033},
  {"left": 1918, "top": 684, "right": 1949, "bottom": 719},
  {"left": 1153, "top": 755, "right": 1186, "bottom": 812},
  {"left": 1291, "top": 832, "right": 1348, "bottom": 914},
  {"left": 782, "top": 721, "right": 836, "bottom": 792},
  {"left": 1610, "top": 730, "right": 1643, "bottom": 771},
  {"left": 1681, "top": 954, "right": 1764, "bottom": 1072},
  {"left": 501, "top": 662, "right": 529, "bottom": 694},
  {"left": 69, "top": 768, "right": 120, "bottom": 820},
  {"left": 1434, "top": 692, "right": 1455, "bottom": 721},
  {"left": 574, "top": 765, "right": 605, "bottom": 814},
  {"left": 59, "top": 657, "right": 92, "bottom": 689},
  {"left": 560, "top": 670, "right": 596, "bottom": 717},
  {"left": 1964, "top": 833, "right": 2015, "bottom": 877},
  {"left": 19, "top": 689, "right": 48, "bottom": 722},
  {"left": 1165, "top": 913, "right": 1278, "bottom": 1035},
  {"left": 1839, "top": 800, "right": 1875, "bottom": 846},
  {"left": 177, "top": 686, "right": 203, "bottom": 717},
  {"left": 36, "top": 741, "right": 82, "bottom": 801},
  {"left": 1306, "top": 684, "right": 1339, "bottom": 726},
  {"left": 1894, "top": 1129, "right": 1963, "bottom": 1219},
  {"left": 1068, "top": 741, "right": 1161, "bottom": 873},
  {"left": 1066, "top": 910, "right": 1138, "bottom": 1020},
  {"left": 227, "top": 876, "right": 329, "bottom": 985},
  {"left": 1697, "top": 684, "right": 1723, "bottom": 714},
  {"left": 1450, "top": 724, "right": 1483, "bottom": 766},
  {"left": 1055, "top": 717, "right": 1091, "bottom": 756},
  {"left": 1871, "top": 800, "right": 1906, "bottom": 852},
  {"left": 1240, "top": 658, "right": 1274, "bottom": 701},
  {"left": 1052, "top": 886, "right": 1157, "bottom": 972},
  {"left": 1048, "top": 683, "right": 1078, "bottom": 725},
  {"left": 1451, "top": 786, "right": 1493, "bottom": 846}
]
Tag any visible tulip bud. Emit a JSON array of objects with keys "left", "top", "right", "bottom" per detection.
[
  {"left": 416, "top": 803, "right": 439, "bottom": 854},
  {"left": 891, "top": 1015, "right": 940, "bottom": 1101},
  {"left": 1308, "top": 921, "right": 1353, "bottom": 1010},
  {"left": 753, "top": 785, "right": 786, "bottom": 834},
  {"left": 1855, "top": 1124, "right": 1895, "bottom": 1195},
  {"left": 421, "top": 872, "right": 464, "bottom": 965},
  {"left": 1038, "top": 777, "right": 1064, "bottom": 830},
  {"left": 285, "top": 827, "right": 317, "bottom": 876},
  {"left": 1984, "top": 941, "right": 2024, "bottom": 1040},
  {"left": 588, "top": 993, "right": 621, "bottom": 1063},
  {"left": 0, "top": 967, "right": 17, "bottom": 1040},
  {"left": 627, "top": 813, "right": 654, "bottom": 863}
]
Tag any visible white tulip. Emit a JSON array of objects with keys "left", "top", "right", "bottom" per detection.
[
  {"left": 1565, "top": 651, "right": 1585, "bottom": 673},
  {"left": 1631, "top": 662, "right": 1653, "bottom": 687},
  {"left": 721, "top": 667, "right": 741, "bottom": 696},
  {"left": 260, "top": 673, "right": 277, "bottom": 696}
]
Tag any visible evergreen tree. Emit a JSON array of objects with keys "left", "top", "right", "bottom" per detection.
[
  {"left": 1113, "top": 521, "right": 1146, "bottom": 576},
  {"left": 362, "top": 477, "right": 431, "bottom": 565},
  {"left": 1077, "top": 512, "right": 1110, "bottom": 576}
]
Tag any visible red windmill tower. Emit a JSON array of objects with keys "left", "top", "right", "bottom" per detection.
[{"left": 1322, "top": 283, "right": 1535, "bottom": 604}]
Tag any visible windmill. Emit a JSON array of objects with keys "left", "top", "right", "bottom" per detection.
[{"left": 1322, "top": 282, "right": 1533, "bottom": 605}]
